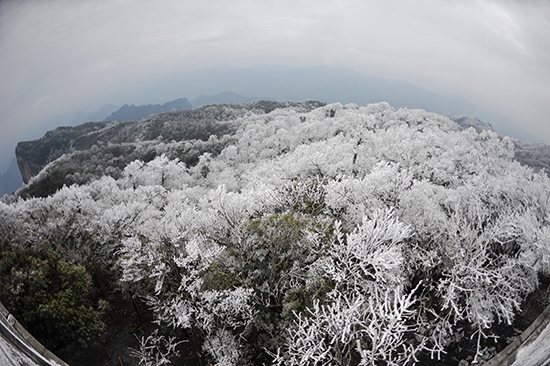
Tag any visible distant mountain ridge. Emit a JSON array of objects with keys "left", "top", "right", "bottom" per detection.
[
  {"left": 104, "top": 97, "right": 192, "bottom": 121},
  {"left": 0, "top": 95, "right": 265, "bottom": 195},
  {"left": 190, "top": 91, "right": 272, "bottom": 108},
  {"left": 151, "top": 65, "right": 537, "bottom": 142},
  {"left": 0, "top": 64, "right": 539, "bottom": 180},
  {"left": 4, "top": 79, "right": 547, "bottom": 197},
  {"left": 2, "top": 109, "right": 497, "bottom": 196}
]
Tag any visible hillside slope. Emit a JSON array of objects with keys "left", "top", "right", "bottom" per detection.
[{"left": 14, "top": 100, "right": 324, "bottom": 196}]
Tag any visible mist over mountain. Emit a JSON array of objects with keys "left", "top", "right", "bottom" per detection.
[
  {"left": 14, "top": 100, "right": 323, "bottom": 195},
  {"left": 0, "top": 105, "right": 121, "bottom": 196},
  {"left": 10, "top": 99, "right": 550, "bottom": 200},
  {"left": 104, "top": 97, "right": 192, "bottom": 121},
  {"left": 149, "top": 65, "right": 537, "bottom": 142},
  {"left": 0, "top": 95, "right": 253, "bottom": 195},
  {"left": 0, "top": 64, "right": 538, "bottom": 175},
  {"left": 0, "top": 65, "right": 543, "bottom": 196},
  {"left": 75, "top": 104, "right": 119, "bottom": 123}
]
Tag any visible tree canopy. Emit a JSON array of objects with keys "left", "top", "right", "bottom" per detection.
[{"left": 2, "top": 102, "right": 550, "bottom": 365}]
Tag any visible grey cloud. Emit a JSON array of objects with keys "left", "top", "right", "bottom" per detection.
[{"left": 0, "top": 0, "right": 550, "bottom": 173}]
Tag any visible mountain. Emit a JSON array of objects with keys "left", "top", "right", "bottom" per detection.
[
  {"left": 190, "top": 91, "right": 272, "bottom": 108},
  {"left": 104, "top": 98, "right": 192, "bottom": 121},
  {"left": 4, "top": 101, "right": 550, "bottom": 365},
  {"left": 13, "top": 98, "right": 550, "bottom": 201},
  {"left": 14, "top": 100, "right": 324, "bottom": 195},
  {"left": 150, "top": 65, "right": 537, "bottom": 142},
  {"left": 0, "top": 158, "right": 22, "bottom": 197},
  {"left": 2, "top": 64, "right": 537, "bottom": 186}
]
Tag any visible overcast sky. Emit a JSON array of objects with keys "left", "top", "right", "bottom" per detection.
[{"left": 1, "top": 0, "right": 549, "bottom": 173}]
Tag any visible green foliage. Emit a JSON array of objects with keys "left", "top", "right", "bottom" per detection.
[
  {"left": 0, "top": 240, "right": 105, "bottom": 349},
  {"left": 281, "top": 279, "right": 333, "bottom": 318},
  {"left": 203, "top": 213, "right": 310, "bottom": 287}
]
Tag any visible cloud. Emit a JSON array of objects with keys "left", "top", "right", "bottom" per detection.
[{"left": 0, "top": 0, "right": 549, "bottom": 173}]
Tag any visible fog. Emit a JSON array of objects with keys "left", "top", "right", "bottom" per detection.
[{"left": 1, "top": 0, "right": 549, "bottom": 172}]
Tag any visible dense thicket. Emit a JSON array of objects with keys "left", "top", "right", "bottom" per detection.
[
  {"left": 2, "top": 102, "right": 550, "bottom": 365},
  {"left": 0, "top": 240, "right": 105, "bottom": 349}
]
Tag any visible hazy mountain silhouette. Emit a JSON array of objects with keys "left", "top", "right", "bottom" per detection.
[
  {"left": 104, "top": 98, "right": 192, "bottom": 121},
  {"left": 191, "top": 91, "right": 272, "bottom": 108},
  {"left": 75, "top": 104, "right": 119, "bottom": 123},
  {"left": 150, "top": 65, "right": 537, "bottom": 142}
]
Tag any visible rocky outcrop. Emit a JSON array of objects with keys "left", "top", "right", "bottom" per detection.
[{"left": 15, "top": 157, "right": 32, "bottom": 186}]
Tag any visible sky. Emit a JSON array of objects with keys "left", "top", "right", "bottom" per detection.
[{"left": 1, "top": 0, "right": 549, "bottom": 173}]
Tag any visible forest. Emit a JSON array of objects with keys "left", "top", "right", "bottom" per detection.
[{"left": 2, "top": 101, "right": 550, "bottom": 365}]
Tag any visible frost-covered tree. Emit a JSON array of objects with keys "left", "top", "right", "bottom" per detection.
[
  {"left": 2, "top": 102, "right": 550, "bottom": 365},
  {"left": 276, "top": 210, "right": 422, "bottom": 366}
]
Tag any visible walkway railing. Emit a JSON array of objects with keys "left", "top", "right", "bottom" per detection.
[
  {"left": 0, "top": 301, "right": 69, "bottom": 366},
  {"left": 485, "top": 301, "right": 550, "bottom": 366}
]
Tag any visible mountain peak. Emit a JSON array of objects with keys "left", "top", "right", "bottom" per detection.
[{"left": 104, "top": 98, "right": 192, "bottom": 122}]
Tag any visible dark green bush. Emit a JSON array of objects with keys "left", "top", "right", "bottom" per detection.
[{"left": 0, "top": 240, "right": 105, "bottom": 349}]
